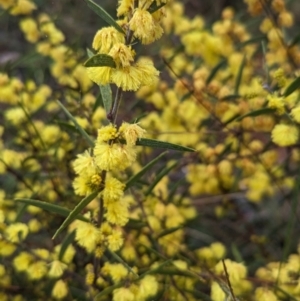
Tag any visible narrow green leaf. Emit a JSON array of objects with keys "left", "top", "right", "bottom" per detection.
[
  {"left": 84, "top": 54, "right": 116, "bottom": 68},
  {"left": 206, "top": 59, "right": 227, "bottom": 85},
  {"left": 15, "top": 203, "right": 28, "bottom": 222},
  {"left": 15, "top": 198, "right": 89, "bottom": 222},
  {"left": 283, "top": 77, "right": 300, "bottom": 97},
  {"left": 84, "top": 0, "right": 124, "bottom": 34},
  {"left": 57, "top": 100, "right": 94, "bottom": 147},
  {"left": 234, "top": 54, "right": 246, "bottom": 94},
  {"left": 59, "top": 230, "right": 76, "bottom": 261},
  {"left": 289, "top": 32, "right": 300, "bottom": 48},
  {"left": 282, "top": 165, "right": 300, "bottom": 261},
  {"left": 235, "top": 108, "right": 275, "bottom": 121},
  {"left": 148, "top": 2, "right": 166, "bottom": 13},
  {"left": 239, "top": 35, "right": 267, "bottom": 47},
  {"left": 145, "top": 162, "right": 177, "bottom": 196},
  {"left": 223, "top": 112, "right": 241, "bottom": 125},
  {"left": 52, "top": 190, "right": 99, "bottom": 239},
  {"left": 93, "top": 91, "right": 104, "bottom": 112},
  {"left": 167, "top": 178, "right": 185, "bottom": 203},
  {"left": 231, "top": 243, "right": 243, "bottom": 263},
  {"left": 136, "top": 138, "right": 195, "bottom": 152},
  {"left": 221, "top": 94, "right": 240, "bottom": 101},
  {"left": 125, "top": 151, "right": 168, "bottom": 190},
  {"left": 139, "top": 259, "right": 173, "bottom": 277},
  {"left": 100, "top": 84, "right": 113, "bottom": 113},
  {"left": 94, "top": 283, "right": 121, "bottom": 300},
  {"left": 156, "top": 226, "right": 183, "bottom": 239},
  {"left": 139, "top": 244, "right": 167, "bottom": 260},
  {"left": 55, "top": 121, "right": 78, "bottom": 133},
  {"left": 126, "top": 218, "right": 147, "bottom": 229},
  {"left": 86, "top": 47, "right": 94, "bottom": 58}
]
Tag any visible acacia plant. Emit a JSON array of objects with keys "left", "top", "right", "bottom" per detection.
[{"left": 1, "top": 0, "right": 300, "bottom": 300}]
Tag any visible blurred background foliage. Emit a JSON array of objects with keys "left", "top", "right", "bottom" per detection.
[{"left": 1, "top": 0, "right": 300, "bottom": 300}]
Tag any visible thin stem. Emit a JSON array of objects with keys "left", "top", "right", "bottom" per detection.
[{"left": 110, "top": 87, "right": 123, "bottom": 124}]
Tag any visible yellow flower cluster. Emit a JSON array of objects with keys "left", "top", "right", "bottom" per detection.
[
  {"left": 73, "top": 122, "right": 145, "bottom": 253},
  {"left": 86, "top": 0, "right": 167, "bottom": 91}
]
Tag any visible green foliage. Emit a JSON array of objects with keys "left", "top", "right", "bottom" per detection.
[{"left": 1, "top": 0, "right": 300, "bottom": 301}]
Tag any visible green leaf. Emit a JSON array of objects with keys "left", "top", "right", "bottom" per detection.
[
  {"left": 15, "top": 203, "right": 28, "bottom": 222},
  {"left": 221, "top": 94, "right": 240, "bottom": 101},
  {"left": 125, "top": 151, "right": 168, "bottom": 190},
  {"left": 126, "top": 218, "right": 147, "bottom": 229},
  {"left": 148, "top": 1, "right": 166, "bottom": 13},
  {"left": 15, "top": 198, "right": 89, "bottom": 222},
  {"left": 57, "top": 100, "right": 94, "bottom": 147},
  {"left": 136, "top": 138, "right": 195, "bottom": 152},
  {"left": 206, "top": 59, "right": 227, "bottom": 85},
  {"left": 84, "top": 0, "right": 124, "bottom": 34},
  {"left": 283, "top": 77, "right": 300, "bottom": 97},
  {"left": 84, "top": 54, "right": 116, "bottom": 68},
  {"left": 289, "top": 32, "right": 300, "bottom": 48},
  {"left": 55, "top": 121, "right": 78, "bottom": 133},
  {"left": 145, "top": 162, "right": 177, "bottom": 196},
  {"left": 283, "top": 165, "right": 300, "bottom": 261},
  {"left": 59, "top": 230, "right": 76, "bottom": 261},
  {"left": 234, "top": 54, "right": 246, "bottom": 94},
  {"left": 100, "top": 84, "right": 113, "bottom": 113},
  {"left": 156, "top": 226, "right": 183, "bottom": 239},
  {"left": 139, "top": 259, "right": 173, "bottom": 277},
  {"left": 93, "top": 91, "right": 104, "bottom": 112},
  {"left": 231, "top": 243, "right": 243, "bottom": 263},
  {"left": 239, "top": 35, "right": 267, "bottom": 47},
  {"left": 235, "top": 108, "right": 275, "bottom": 122},
  {"left": 52, "top": 190, "right": 99, "bottom": 239},
  {"left": 86, "top": 47, "right": 94, "bottom": 58}
]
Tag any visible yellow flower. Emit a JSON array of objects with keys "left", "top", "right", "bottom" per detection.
[
  {"left": 291, "top": 106, "right": 300, "bottom": 123},
  {"left": 109, "top": 43, "right": 135, "bottom": 68},
  {"left": 267, "top": 94, "right": 285, "bottom": 114},
  {"left": 75, "top": 221, "right": 100, "bottom": 253},
  {"left": 254, "top": 287, "right": 279, "bottom": 301},
  {"left": 52, "top": 280, "right": 68, "bottom": 299},
  {"left": 94, "top": 143, "right": 136, "bottom": 171},
  {"left": 111, "top": 65, "right": 142, "bottom": 91},
  {"left": 5, "top": 223, "right": 29, "bottom": 243},
  {"left": 73, "top": 175, "right": 93, "bottom": 196},
  {"left": 54, "top": 244, "right": 76, "bottom": 264},
  {"left": 86, "top": 66, "right": 112, "bottom": 86},
  {"left": 117, "top": 0, "right": 134, "bottom": 16},
  {"left": 97, "top": 124, "right": 118, "bottom": 143},
  {"left": 27, "top": 261, "right": 48, "bottom": 280},
  {"left": 105, "top": 201, "right": 129, "bottom": 226},
  {"left": 107, "top": 229, "right": 124, "bottom": 251},
  {"left": 103, "top": 177, "right": 125, "bottom": 203},
  {"left": 211, "top": 281, "right": 226, "bottom": 301},
  {"left": 13, "top": 252, "right": 33, "bottom": 272},
  {"left": 19, "top": 18, "right": 40, "bottom": 43},
  {"left": 0, "top": 240, "right": 16, "bottom": 256},
  {"left": 119, "top": 122, "right": 146, "bottom": 146},
  {"left": 10, "top": 0, "right": 36, "bottom": 15},
  {"left": 5, "top": 107, "right": 27, "bottom": 125},
  {"left": 136, "top": 275, "right": 159, "bottom": 299},
  {"left": 129, "top": 8, "right": 163, "bottom": 44},
  {"left": 102, "top": 262, "right": 128, "bottom": 283},
  {"left": 48, "top": 260, "right": 67, "bottom": 278},
  {"left": 73, "top": 150, "right": 97, "bottom": 176},
  {"left": 135, "top": 57, "right": 159, "bottom": 86},
  {"left": 271, "top": 124, "right": 299, "bottom": 146},
  {"left": 113, "top": 287, "right": 135, "bottom": 301},
  {"left": 92, "top": 27, "right": 125, "bottom": 53}
]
